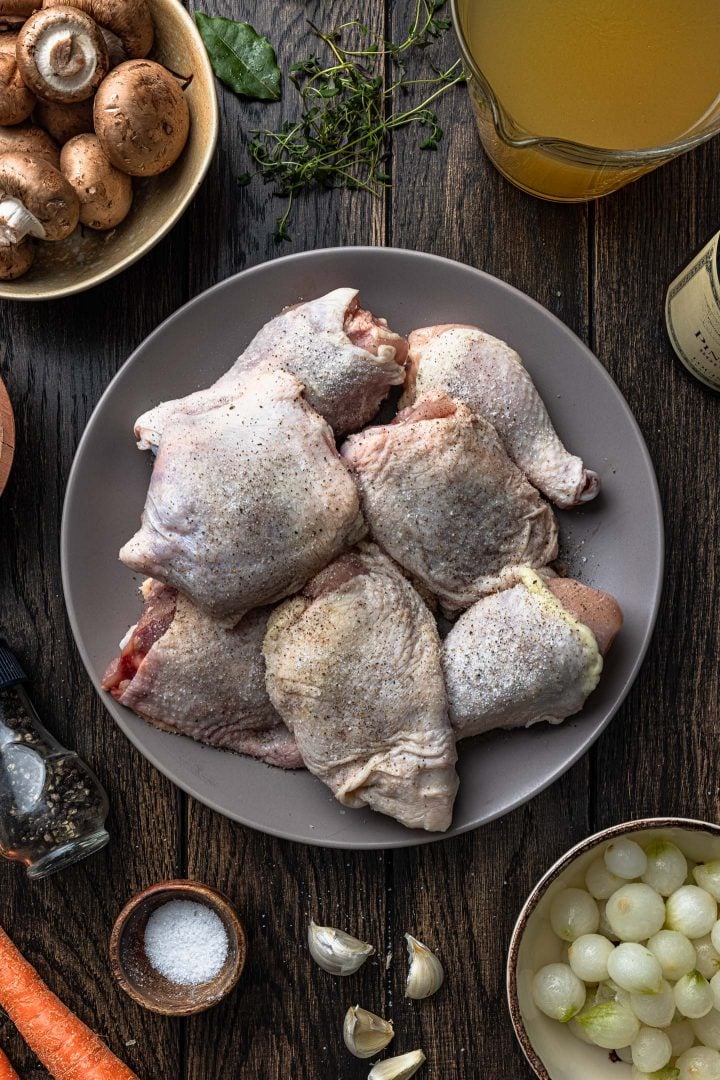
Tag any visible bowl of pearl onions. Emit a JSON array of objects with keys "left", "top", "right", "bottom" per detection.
[{"left": 507, "top": 818, "right": 720, "bottom": 1080}]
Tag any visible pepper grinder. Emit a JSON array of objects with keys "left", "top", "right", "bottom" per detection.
[{"left": 0, "top": 640, "right": 109, "bottom": 879}]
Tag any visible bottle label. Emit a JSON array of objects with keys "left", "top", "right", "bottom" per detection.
[{"left": 666, "top": 231, "right": 720, "bottom": 391}]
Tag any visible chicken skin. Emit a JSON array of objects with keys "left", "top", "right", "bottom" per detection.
[
  {"left": 103, "top": 580, "right": 302, "bottom": 768},
  {"left": 263, "top": 544, "right": 459, "bottom": 832},
  {"left": 401, "top": 325, "right": 600, "bottom": 508},
  {"left": 135, "top": 288, "right": 408, "bottom": 446},
  {"left": 120, "top": 368, "right": 366, "bottom": 625},
  {"left": 341, "top": 393, "right": 558, "bottom": 614},
  {"left": 442, "top": 569, "right": 623, "bottom": 739}
]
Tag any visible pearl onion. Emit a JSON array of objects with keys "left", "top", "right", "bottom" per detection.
[
  {"left": 642, "top": 840, "right": 689, "bottom": 896},
  {"left": 607, "top": 943, "right": 663, "bottom": 995},
  {"left": 674, "top": 970, "right": 714, "bottom": 1019},
  {"left": 666, "top": 886, "right": 717, "bottom": 939},
  {"left": 647, "top": 929, "right": 697, "bottom": 981},
  {"left": 676, "top": 1045, "right": 720, "bottom": 1080},
  {"left": 630, "top": 1025, "right": 672, "bottom": 1072},
  {"left": 568, "top": 935, "right": 615, "bottom": 983},
  {"left": 605, "top": 838, "right": 648, "bottom": 880},
  {"left": 586, "top": 857, "right": 625, "bottom": 900},
  {"left": 550, "top": 888, "right": 599, "bottom": 942},
  {"left": 606, "top": 884, "right": 666, "bottom": 942},
  {"left": 532, "top": 964, "right": 586, "bottom": 1022}
]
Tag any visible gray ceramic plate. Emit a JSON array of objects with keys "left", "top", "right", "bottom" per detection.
[{"left": 61, "top": 247, "right": 663, "bottom": 849}]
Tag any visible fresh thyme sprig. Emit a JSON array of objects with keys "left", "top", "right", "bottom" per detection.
[{"left": 246, "top": 0, "right": 465, "bottom": 240}]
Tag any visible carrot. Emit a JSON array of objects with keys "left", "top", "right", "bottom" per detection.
[
  {"left": 0, "top": 928, "right": 137, "bottom": 1080},
  {"left": 0, "top": 1048, "right": 19, "bottom": 1079}
]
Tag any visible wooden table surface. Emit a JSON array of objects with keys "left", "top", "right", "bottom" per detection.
[{"left": 1, "top": 1, "right": 719, "bottom": 1077}]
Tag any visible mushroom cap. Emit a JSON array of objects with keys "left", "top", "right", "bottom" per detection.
[
  {"left": 0, "top": 0, "right": 38, "bottom": 31},
  {"left": 0, "top": 32, "right": 34, "bottom": 124},
  {"left": 0, "top": 234, "right": 33, "bottom": 277},
  {"left": 17, "top": 5, "right": 109, "bottom": 103},
  {"left": 42, "top": 0, "right": 153, "bottom": 60},
  {"left": 0, "top": 149, "right": 78, "bottom": 238},
  {"left": 34, "top": 95, "right": 92, "bottom": 142},
  {"left": 60, "top": 131, "right": 131, "bottom": 228},
  {"left": 0, "top": 121, "right": 59, "bottom": 163},
  {"left": 93, "top": 59, "right": 189, "bottom": 177}
]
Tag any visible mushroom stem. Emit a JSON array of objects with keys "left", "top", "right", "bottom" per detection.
[{"left": 0, "top": 194, "right": 44, "bottom": 242}]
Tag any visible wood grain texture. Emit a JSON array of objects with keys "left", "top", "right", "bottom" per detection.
[
  {"left": 590, "top": 141, "right": 720, "bottom": 831},
  {"left": 0, "top": 0, "right": 717, "bottom": 1077}
]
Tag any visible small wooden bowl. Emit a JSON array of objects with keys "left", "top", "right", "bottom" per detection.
[
  {"left": 109, "top": 880, "right": 246, "bottom": 1016},
  {"left": 0, "top": 378, "right": 15, "bottom": 497}
]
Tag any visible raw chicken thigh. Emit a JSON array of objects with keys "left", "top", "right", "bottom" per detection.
[
  {"left": 341, "top": 393, "right": 558, "bottom": 613},
  {"left": 442, "top": 568, "right": 623, "bottom": 739},
  {"left": 401, "top": 325, "right": 600, "bottom": 508},
  {"left": 136, "top": 288, "right": 407, "bottom": 446},
  {"left": 103, "top": 580, "right": 302, "bottom": 768},
  {"left": 120, "top": 368, "right": 365, "bottom": 625},
  {"left": 263, "top": 544, "right": 459, "bottom": 832}
]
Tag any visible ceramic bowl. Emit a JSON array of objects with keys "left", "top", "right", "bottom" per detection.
[
  {"left": 508, "top": 817, "right": 720, "bottom": 1079},
  {"left": 109, "top": 879, "right": 246, "bottom": 1015},
  {"left": 0, "top": 0, "right": 218, "bottom": 301}
]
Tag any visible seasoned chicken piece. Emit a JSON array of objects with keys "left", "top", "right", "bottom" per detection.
[
  {"left": 102, "top": 580, "right": 302, "bottom": 768},
  {"left": 263, "top": 545, "right": 459, "bottom": 832},
  {"left": 120, "top": 368, "right": 366, "bottom": 625},
  {"left": 136, "top": 288, "right": 407, "bottom": 446},
  {"left": 443, "top": 568, "right": 623, "bottom": 739},
  {"left": 401, "top": 325, "right": 600, "bottom": 508},
  {"left": 341, "top": 393, "right": 558, "bottom": 614}
]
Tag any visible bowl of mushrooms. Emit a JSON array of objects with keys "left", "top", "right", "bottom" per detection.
[{"left": 0, "top": 0, "right": 218, "bottom": 299}]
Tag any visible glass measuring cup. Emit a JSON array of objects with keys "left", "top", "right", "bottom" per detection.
[{"left": 450, "top": 0, "right": 720, "bottom": 202}]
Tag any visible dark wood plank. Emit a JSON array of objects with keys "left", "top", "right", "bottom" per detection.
[
  {"left": 0, "top": 221, "right": 189, "bottom": 1077},
  {"left": 591, "top": 142, "right": 720, "bottom": 827},
  {"left": 184, "top": 2, "right": 388, "bottom": 1078},
  {"left": 387, "top": 3, "right": 592, "bottom": 1076},
  {"left": 186, "top": 0, "right": 384, "bottom": 297}
]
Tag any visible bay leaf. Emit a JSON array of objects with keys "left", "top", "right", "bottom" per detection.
[{"left": 194, "top": 13, "right": 281, "bottom": 101}]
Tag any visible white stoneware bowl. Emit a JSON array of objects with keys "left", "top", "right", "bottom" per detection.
[{"left": 508, "top": 818, "right": 720, "bottom": 1079}]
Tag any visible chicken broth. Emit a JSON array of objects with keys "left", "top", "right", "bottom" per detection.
[{"left": 457, "top": 0, "right": 720, "bottom": 199}]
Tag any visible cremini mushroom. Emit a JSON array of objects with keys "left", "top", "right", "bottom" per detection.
[
  {"left": 0, "top": 235, "right": 33, "bottom": 278},
  {"left": 34, "top": 95, "right": 92, "bottom": 142},
  {"left": 0, "top": 121, "right": 58, "bottom": 163},
  {"left": 0, "top": 0, "right": 37, "bottom": 32},
  {"left": 43, "top": 0, "right": 153, "bottom": 62},
  {"left": 16, "top": 5, "right": 108, "bottom": 102},
  {"left": 0, "top": 32, "right": 34, "bottom": 124},
  {"left": 0, "top": 150, "right": 78, "bottom": 241},
  {"left": 60, "top": 132, "right": 131, "bottom": 229},
  {"left": 93, "top": 59, "right": 189, "bottom": 176}
]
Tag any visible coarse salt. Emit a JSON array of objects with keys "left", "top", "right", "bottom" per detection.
[{"left": 144, "top": 899, "right": 228, "bottom": 986}]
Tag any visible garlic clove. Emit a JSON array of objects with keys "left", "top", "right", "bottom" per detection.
[
  {"left": 308, "top": 919, "right": 375, "bottom": 976},
  {"left": 404, "top": 934, "right": 444, "bottom": 999},
  {"left": 343, "top": 1004, "right": 394, "bottom": 1059},
  {"left": 368, "top": 1049, "right": 426, "bottom": 1079}
]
